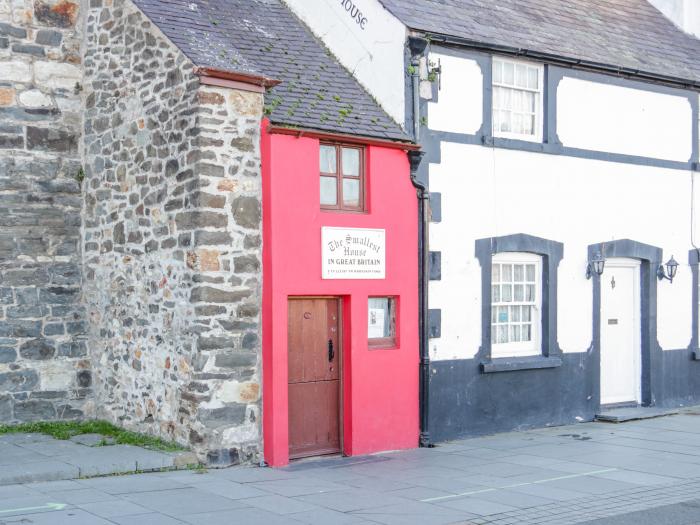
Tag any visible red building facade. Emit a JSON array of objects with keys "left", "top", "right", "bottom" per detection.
[{"left": 261, "top": 123, "right": 419, "bottom": 466}]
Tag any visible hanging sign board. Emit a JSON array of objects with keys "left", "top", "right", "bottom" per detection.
[{"left": 322, "top": 227, "right": 386, "bottom": 279}]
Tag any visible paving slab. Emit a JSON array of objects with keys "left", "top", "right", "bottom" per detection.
[
  {"left": 596, "top": 407, "right": 679, "bottom": 423},
  {"left": 0, "top": 432, "right": 194, "bottom": 485}
]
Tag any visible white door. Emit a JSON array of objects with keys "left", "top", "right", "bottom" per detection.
[{"left": 600, "top": 258, "right": 641, "bottom": 406}]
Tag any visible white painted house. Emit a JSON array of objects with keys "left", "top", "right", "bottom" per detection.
[{"left": 285, "top": 0, "right": 700, "bottom": 442}]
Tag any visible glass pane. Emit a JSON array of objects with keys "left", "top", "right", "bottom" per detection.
[
  {"left": 320, "top": 145, "right": 336, "bottom": 173},
  {"left": 526, "top": 115, "right": 535, "bottom": 135},
  {"left": 525, "top": 91, "right": 536, "bottom": 112},
  {"left": 522, "top": 305, "right": 531, "bottom": 322},
  {"left": 526, "top": 264, "right": 535, "bottom": 281},
  {"left": 342, "top": 148, "right": 360, "bottom": 176},
  {"left": 511, "top": 305, "right": 520, "bottom": 322},
  {"left": 514, "top": 284, "right": 524, "bottom": 302},
  {"left": 502, "top": 88, "right": 512, "bottom": 108},
  {"left": 514, "top": 265, "right": 524, "bottom": 282},
  {"left": 343, "top": 178, "right": 360, "bottom": 208},
  {"left": 368, "top": 297, "right": 395, "bottom": 340},
  {"left": 513, "top": 113, "right": 523, "bottom": 135},
  {"left": 526, "top": 284, "right": 535, "bottom": 301},
  {"left": 503, "top": 62, "right": 514, "bottom": 85},
  {"left": 527, "top": 67, "right": 538, "bottom": 89},
  {"left": 516, "top": 64, "right": 527, "bottom": 88},
  {"left": 497, "top": 306, "right": 509, "bottom": 323},
  {"left": 320, "top": 176, "right": 337, "bottom": 206},
  {"left": 492, "top": 284, "right": 500, "bottom": 303},
  {"left": 492, "top": 264, "right": 500, "bottom": 283},
  {"left": 511, "top": 325, "right": 521, "bottom": 342},
  {"left": 502, "top": 264, "right": 512, "bottom": 282},
  {"left": 500, "top": 111, "right": 511, "bottom": 132},
  {"left": 522, "top": 324, "right": 532, "bottom": 341},
  {"left": 501, "top": 284, "right": 512, "bottom": 302},
  {"left": 493, "top": 60, "right": 502, "bottom": 83},
  {"left": 497, "top": 325, "right": 508, "bottom": 344}
]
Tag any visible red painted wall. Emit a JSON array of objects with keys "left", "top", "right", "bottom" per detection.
[{"left": 261, "top": 123, "right": 419, "bottom": 466}]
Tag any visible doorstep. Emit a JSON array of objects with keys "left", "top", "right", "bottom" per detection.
[{"left": 595, "top": 406, "right": 679, "bottom": 423}]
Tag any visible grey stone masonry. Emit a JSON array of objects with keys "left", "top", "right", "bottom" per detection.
[
  {"left": 82, "top": 0, "right": 264, "bottom": 465},
  {"left": 0, "top": 0, "right": 89, "bottom": 422}
]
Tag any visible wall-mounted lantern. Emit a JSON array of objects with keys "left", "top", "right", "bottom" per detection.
[
  {"left": 657, "top": 256, "right": 679, "bottom": 283},
  {"left": 586, "top": 253, "right": 606, "bottom": 279}
]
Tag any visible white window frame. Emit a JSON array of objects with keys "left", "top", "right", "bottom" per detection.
[
  {"left": 491, "top": 252, "right": 542, "bottom": 358},
  {"left": 492, "top": 57, "right": 544, "bottom": 143}
]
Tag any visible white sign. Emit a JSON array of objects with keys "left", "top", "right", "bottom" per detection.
[
  {"left": 322, "top": 227, "right": 385, "bottom": 279},
  {"left": 368, "top": 308, "right": 386, "bottom": 338}
]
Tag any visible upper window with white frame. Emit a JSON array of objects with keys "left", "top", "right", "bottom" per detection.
[
  {"left": 492, "top": 57, "right": 544, "bottom": 142},
  {"left": 491, "top": 252, "right": 542, "bottom": 358}
]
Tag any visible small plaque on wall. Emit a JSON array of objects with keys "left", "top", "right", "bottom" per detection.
[{"left": 322, "top": 227, "right": 386, "bottom": 279}]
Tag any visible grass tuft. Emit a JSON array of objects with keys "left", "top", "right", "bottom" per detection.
[{"left": 0, "top": 420, "right": 187, "bottom": 452}]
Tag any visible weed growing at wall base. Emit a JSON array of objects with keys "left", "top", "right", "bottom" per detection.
[{"left": 0, "top": 420, "right": 187, "bottom": 452}]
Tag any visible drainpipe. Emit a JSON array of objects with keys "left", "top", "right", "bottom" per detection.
[
  {"left": 409, "top": 150, "right": 431, "bottom": 448},
  {"left": 407, "top": 36, "right": 432, "bottom": 448}
]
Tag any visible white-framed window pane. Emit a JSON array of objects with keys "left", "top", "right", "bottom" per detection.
[
  {"left": 502, "top": 264, "right": 512, "bottom": 282},
  {"left": 526, "top": 264, "right": 536, "bottom": 281},
  {"left": 493, "top": 60, "right": 502, "bottom": 83},
  {"left": 491, "top": 253, "right": 541, "bottom": 356},
  {"left": 501, "top": 284, "right": 512, "bottom": 302},
  {"left": 527, "top": 67, "right": 538, "bottom": 89},
  {"left": 503, "top": 61, "right": 514, "bottom": 84},
  {"left": 526, "top": 284, "right": 535, "bottom": 301},
  {"left": 516, "top": 63, "right": 527, "bottom": 88},
  {"left": 514, "top": 284, "right": 524, "bottom": 301},
  {"left": 320, "top": 145, "right": 336, "bottom": 173},
  {"left": 320, "top": 176, "right": 337, "bottom": 205},
  {"left": 492, "top": 57, "right": 542, "bottom": 141},
  {"left": 514, "top": 265, "right": 524, "bottom": 282}
]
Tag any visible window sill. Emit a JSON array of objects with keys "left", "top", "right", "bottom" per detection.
[{"left": 480, "top": 355, "right": 562, "bottom": 373}]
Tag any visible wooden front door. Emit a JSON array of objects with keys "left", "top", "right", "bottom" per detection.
[{"left": 288, "top": 298, "right": 341, "bottom": 459}]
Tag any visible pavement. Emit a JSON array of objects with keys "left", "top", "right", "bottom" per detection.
[
  {"left": 4, "top": 412, "right": 700, "bottom": 523},
  {"left": 0, "top": 433, "right": 197, "bottom": 485}
]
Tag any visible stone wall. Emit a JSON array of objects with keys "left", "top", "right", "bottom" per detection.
[
  {"left": 82, "top": 0, "right": 264, "bottom": 464},
  {"left": 0, "top": 0, "right": 89, "bottom": 422}
]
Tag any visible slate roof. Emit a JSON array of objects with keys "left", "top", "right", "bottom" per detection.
[
  {"left": 133, "top": 0, "right": 411, "bottom": 142},
  {"left": 380, "top": 0, "right": 700, "bottom": 86}
]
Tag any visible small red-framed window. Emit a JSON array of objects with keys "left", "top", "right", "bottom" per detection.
[
  {"left": 320, "top": 143, "right": 365, "bottom": 212},
  {"left": 368, "top": 297, "right": 397, "bottom": 349}
]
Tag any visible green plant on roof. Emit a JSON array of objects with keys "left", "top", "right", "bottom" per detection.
[
  {"left": 316, "top": 92, "right": 325, "bottom": 100},
  {"left": 407, "top": 64, "right": 417, "bottom": 75},
  {"left": 209, "top": 16, "right": 219, "bottom": 26},
  {"left": 263, "top": 96, "right": 283, "bottom": 116},
  {"left": 333, "top": 95, "right": 341, "bottom": 102},
  {"left": 320, "top": 112, "right": 328, "bottom": 122}
]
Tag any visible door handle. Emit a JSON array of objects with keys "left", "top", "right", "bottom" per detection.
[{"left": 328, "top": 339, "right": 334, "bottom": 362}]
